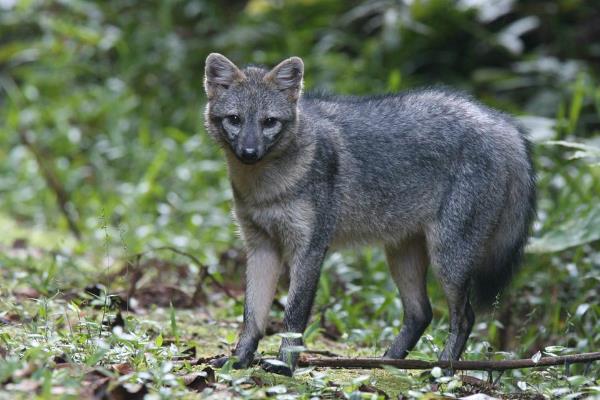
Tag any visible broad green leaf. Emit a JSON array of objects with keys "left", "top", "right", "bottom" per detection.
[{"left": 527, "top": 207, "right": 600, "bottom": 253}]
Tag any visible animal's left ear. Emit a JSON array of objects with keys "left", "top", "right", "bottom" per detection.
[{"left": 265, "top": 57, "right": 304, "bottom": 100}]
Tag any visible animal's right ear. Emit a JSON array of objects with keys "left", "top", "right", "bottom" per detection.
[{"left": 204, "top": 53, "right": 245, "bottom": 99}]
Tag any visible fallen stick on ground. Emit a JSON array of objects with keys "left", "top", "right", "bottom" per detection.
[{"left": 298, "top": 352, "right": 600, "bottom": 371}]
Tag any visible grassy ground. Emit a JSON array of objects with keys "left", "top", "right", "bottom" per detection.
[{"left": 0, "top": 217, "right": 598, "bottom": 400}]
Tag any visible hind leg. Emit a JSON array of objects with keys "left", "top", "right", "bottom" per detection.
[
  {"left": 426, "top": 215, "right": 493, "bottom": 362},
  {"left": 383, "top": 236, "right": 432, "bottom": 359},
  {"left": 426, "top": 220, "right": 481, "bottom": 363},
  {"left": 437, "top": 277, "right": 475, "bottom": 362},
  {"left": 425, "top": 161, "right": 506, "bottom": 364},
  {"left": 427, "top": 232, "right": 477, "bottom": 363}
]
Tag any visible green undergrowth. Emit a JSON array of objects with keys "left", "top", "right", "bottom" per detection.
[{"left": 0, "top": 219, "right": 598, "bottom": 399}]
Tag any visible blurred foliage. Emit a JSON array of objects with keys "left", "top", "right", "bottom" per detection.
[{"left": 0, "top": 0, "right": 599, "bottom": 398}]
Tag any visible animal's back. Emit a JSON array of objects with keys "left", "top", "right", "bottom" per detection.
[
  {"left": 302, "top": 88, "right": 526, "bottom": 160},
  {"left": 301, "top": 88, "right": 532, "bottom": 251}
]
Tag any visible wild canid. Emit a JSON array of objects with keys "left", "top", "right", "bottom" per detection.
[{"left": 203, "top": 53, "right": 536, "bottom": 376}]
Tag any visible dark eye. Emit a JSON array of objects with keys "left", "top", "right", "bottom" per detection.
[
  {"left": 263, "top": 117, "right": 277, "bottom": 128},
  {"left": 226, "top": 115, "right": 241, "bottom": 125}
]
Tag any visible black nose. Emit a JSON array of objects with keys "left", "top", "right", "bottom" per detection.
[{"left": 240, "top": 147, "right": 258, "bottom": 163}]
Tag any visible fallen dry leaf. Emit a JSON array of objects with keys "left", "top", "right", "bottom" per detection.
[
  {"left": 13, "top": 287, "right": 41, "bottom": 299},
  {"left": 358, "top": 383, "right": 389, "bottom": 399},
  {"left": 460, "top": 374, "right": 495, "bottom": 390},
  {"left": 81, "top": 369, "right": 111, "bottom": 398},
  {"left": 85, "top": 368, "right": 148, "bottom": 400},
  {"left": 182, "top": 367, "right": 215, "bottom": 392},
  {"left": 104, "top": 383, "right": 149, "bottom": 400},
  {"left": 0, "top": 313, "right": 22, "bottom": 325},
  {"left": 111, "top": 363, "right": 134, "bottom": 375}
]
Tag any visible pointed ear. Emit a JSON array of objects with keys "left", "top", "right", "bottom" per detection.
[
  {"left": 204, "top": 53, "right": 245, "bottom": 99},
  {"left": 264, "top": 57, "right": 304, "bottom": 100}
]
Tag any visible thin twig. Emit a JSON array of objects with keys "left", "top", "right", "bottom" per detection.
[
  {"left": 152, "top": 246, "right": 237, "bottom": 301},
  {"left": 127, "top": 246, "right": 238, "bottom": 302},
  {"left": 19, "top": 129, "right": 81, "bottom": 239},
  {"left": 298, "top": 352, "right": 600, "bottom": 371}
]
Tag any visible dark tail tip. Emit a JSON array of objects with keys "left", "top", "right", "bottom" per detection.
[
  {"left": 472, "top": 265, "right": 515, "bottom": 309},
  {"left": 471, "top": 242, "right": 526, "bottom": 309}
]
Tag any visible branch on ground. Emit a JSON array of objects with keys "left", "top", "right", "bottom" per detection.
[{"left": 298, "top": 352, "right": 600, "bottom": 371}]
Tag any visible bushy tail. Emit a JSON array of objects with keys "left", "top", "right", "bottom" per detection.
[{"left": 472, "top": 134, "right": 536, "bottom": 308}]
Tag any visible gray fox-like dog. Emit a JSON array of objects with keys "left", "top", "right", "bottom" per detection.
[{"left": 203, "top": 53, "right": 536, "bottom": 376}]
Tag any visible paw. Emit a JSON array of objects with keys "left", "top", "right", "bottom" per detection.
[
  {"left": 209, "top": 356, "right": 230, "bottom": 368},
  {"left": 209, "top": 356, "right": 251, "bottom": 369},
  {"left": 260, "top": 359, "right": 293, "bottom": 377},
  {"left": 382, "top": 346, "right": 409, "bottom": 360}
]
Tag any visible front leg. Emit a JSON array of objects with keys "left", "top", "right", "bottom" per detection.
[
  {"left": 261, "top": 244, "right": 328, "bottom": 376},
  {"left": 213, "top": 235, "right": 282, "bottom": 369}
]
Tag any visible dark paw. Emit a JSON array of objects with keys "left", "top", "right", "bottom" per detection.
[
  {"left": 382, "top": 341, "right": 413, "bottom": 360},
  {"left": 260, "top": 359, "right": 293, "bottom": 376},
  {"left": 209, "top": 356, "right": 230, "bottom": 368},
  {"left": 209, "top": 356, "right": 250, "bottom": 369}
]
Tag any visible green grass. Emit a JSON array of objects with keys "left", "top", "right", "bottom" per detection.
[{"left": 0, "top": 213, "right": 599, "bottom": 399}]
